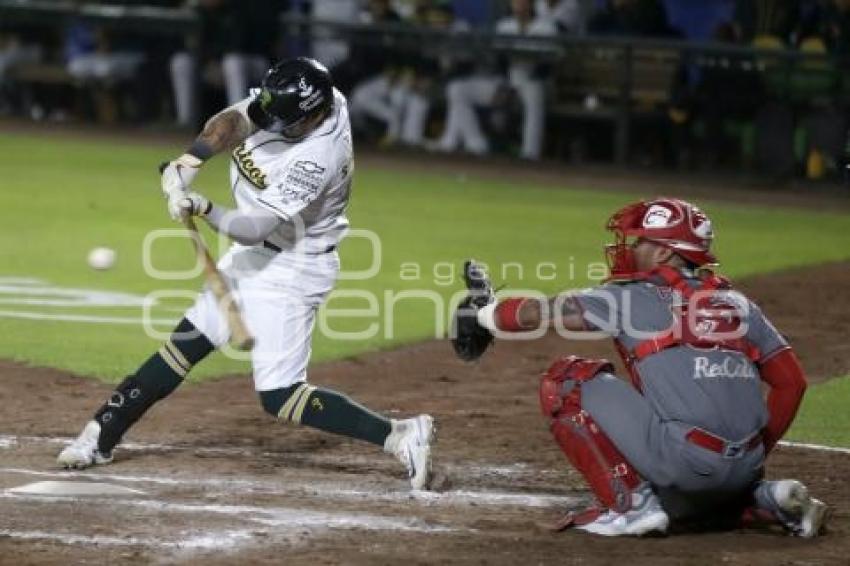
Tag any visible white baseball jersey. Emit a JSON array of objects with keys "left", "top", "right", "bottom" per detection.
[
  {"left": 495, "top": 17, "right": 557, "bottom": 84},
  {"left": 229, "top": 87, "right": 353, "bottom": 254},
  {"left": 185, "top": 89, "right": 352, "bottom": 392}
]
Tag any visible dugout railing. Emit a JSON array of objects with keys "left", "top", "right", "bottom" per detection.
[{"left": 1, "top": 1, "right": 845, "bottom": 166}]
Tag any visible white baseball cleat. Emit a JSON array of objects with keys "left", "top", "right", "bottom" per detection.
[
  {"left": 576, "top": 485, "right": 669, "bottom": 537},
  {"left": 56, "top": 420, "right": 114, "bottom": 470},
  {"left": 384, "top": 415, "right": 435, "bottom": 490},
  {"left": 767, "top": 479, "right": 829, "bottom": 538}
]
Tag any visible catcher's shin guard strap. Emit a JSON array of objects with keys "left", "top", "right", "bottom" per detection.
[
  {"left": 262, "top": 384, "right": 392, "bottom": 446},
  {"left": 541, "top": 356, "right": 642, "bottom": 513},
  {"left": 94, "top": 319, "right": 214, "bottom": 452},
  {"left": 540, "top": 356, "right": 614, "bottom": 416}
]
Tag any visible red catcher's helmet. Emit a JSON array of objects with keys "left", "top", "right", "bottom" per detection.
[{"left": 605, "top": 198, "right": 716, "bottom": 278}]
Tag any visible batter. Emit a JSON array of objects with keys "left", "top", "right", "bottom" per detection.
[{"left": 58, "top": 58, "right": 434, "bottom": 490}]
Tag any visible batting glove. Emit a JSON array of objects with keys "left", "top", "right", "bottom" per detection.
[
  {"left": 160, "top": 154, "right": 202, "bottom": 201},
  {"left": 166, "top": 193, "right": 185, "bottom": 220},
  {"left": 177, "top": 191, "right": 212, "bottom": 218}
]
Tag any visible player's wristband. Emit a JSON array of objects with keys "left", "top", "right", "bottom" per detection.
[
  {"left": 186, "top": 140, "right": 214, "bottom": 162},
  {"left": 477, "top": 298, "right": 527, "bottom": 332},
  {"left": 494, "top": 298, "right": 527, "bottom": 332},
  {"left": 176, "top": 153, "right": 203, "bottom": 168}
]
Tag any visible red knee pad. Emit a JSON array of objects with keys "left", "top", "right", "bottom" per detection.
[
  {"left": 539, "top": 355, "right": 642, "bottom": 512},
  {"left": 539, "top": 355, "right": 614, "bottom": 416}
]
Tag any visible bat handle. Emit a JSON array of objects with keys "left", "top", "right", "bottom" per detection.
[
  {"left": 182, "top": 215, "right": 255, "bottom": 352},
  {"left": 229, "top": 324, "right": 256, "bottom": 352}
]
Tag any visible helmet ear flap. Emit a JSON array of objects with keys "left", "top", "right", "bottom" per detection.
[
  {"left": 247, "top": 97, "right": 282, "bottom": 133},
  {"left": 248, "top": 57, "right": 334, "bottom": 135}
]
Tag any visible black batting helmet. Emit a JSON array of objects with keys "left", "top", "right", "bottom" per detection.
[{"left": 247, "top": 57, "right": 334, "bottom": 139}]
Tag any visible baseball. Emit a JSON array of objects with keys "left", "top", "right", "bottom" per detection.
[{"left": 87, "top": 247, "right": 116, "bottom": 270}]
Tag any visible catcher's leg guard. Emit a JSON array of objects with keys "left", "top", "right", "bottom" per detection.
[{"left": 541, "top": 355, "right": 643, "bottom": 513}]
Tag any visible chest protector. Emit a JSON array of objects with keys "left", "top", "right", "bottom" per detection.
[{"left": 614, "top": 266, "right": 761, "bottom": 390}]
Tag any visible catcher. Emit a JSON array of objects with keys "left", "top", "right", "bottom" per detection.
[{"left": 452, "top": 197, "right": 829, "bottom": 537}]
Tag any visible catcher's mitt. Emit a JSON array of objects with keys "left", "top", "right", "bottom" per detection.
[{"left": 451, "top": 260, "right": 495, "bottom": 362}]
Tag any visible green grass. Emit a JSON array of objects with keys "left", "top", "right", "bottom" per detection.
[
  {"left": 787, "top": 376, "right": 850, "bottom": 448},
  {"left": 1, "top": 131, "right": 849, "bottom": 385}
]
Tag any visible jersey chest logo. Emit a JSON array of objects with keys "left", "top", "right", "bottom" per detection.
[{"left": 232, "top": 142, "right": 268, "bottom": 190}]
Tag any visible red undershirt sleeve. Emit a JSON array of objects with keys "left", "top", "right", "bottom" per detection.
[{"left": 758, "top": 347, "right": 807, "bottom": 453}]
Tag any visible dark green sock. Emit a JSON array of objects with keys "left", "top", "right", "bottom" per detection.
[
  {"left": 269, "top": 383, "right": 391, "bottom": 446},
  {"left": 94, "top": 318, "right": 214, "bottom": 452}
]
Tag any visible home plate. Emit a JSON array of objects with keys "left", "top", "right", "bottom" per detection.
[{"left": 9, "top": 481, "right": 146, "bottom": 497}]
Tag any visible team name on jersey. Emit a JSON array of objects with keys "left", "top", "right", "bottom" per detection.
[
  {"left": 232, "top": 142, "right": 268, "bottom": 189},
  {"left": 693, "top": 356, "right": 756, "bottom": 380}
]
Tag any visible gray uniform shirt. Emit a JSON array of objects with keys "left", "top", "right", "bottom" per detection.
[{"left": 575, "top": 274, "right": 788, "bottom": 441}]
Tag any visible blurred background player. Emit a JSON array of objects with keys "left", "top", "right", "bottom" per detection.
[
  {"left": 4, "top": 0, "right": 849, "bottom": 180},
  {"left": 169, "top": 0, "right": 279, "bottom": 128},
  {"left": 343, "top": 0, "right": 404, "bottom": 140},
  {"left": 432, "top": 0, "right": 556, "bottom": 160},
  {"left": 348, "top": 0, "right": 470, "bottom": 148}
]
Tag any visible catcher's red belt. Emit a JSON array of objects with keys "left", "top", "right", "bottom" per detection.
[{"left": 685, "top": 428, "right": 762, "bottom": 459}]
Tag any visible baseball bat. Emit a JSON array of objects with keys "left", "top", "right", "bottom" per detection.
[
  {"left": 159, "top": 160, "right": 254, "bottom": 351},
  {"left": 181, "top": 214, "right": 255, "bottom": 351}
]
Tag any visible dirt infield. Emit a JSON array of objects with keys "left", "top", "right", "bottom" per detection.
[{"left": 1, "top": 262, "right": 848, "bottom": 564}]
